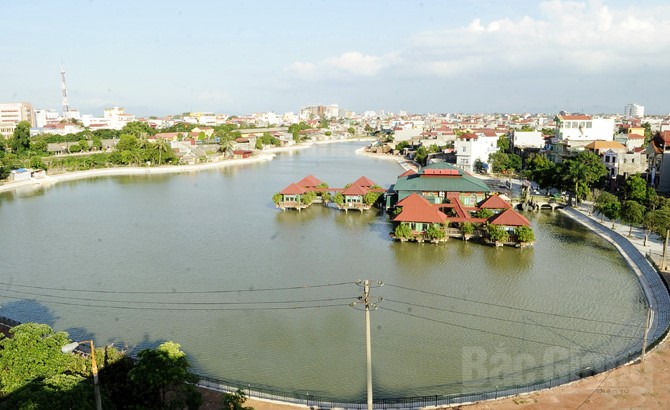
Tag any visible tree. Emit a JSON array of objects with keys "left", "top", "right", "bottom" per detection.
[
  {"left": 121, "top": 121, "right": 156, "bottom": 137},
  {"left": 155, "top": 139, "right": 172, "bottom": 165},
  {"left": 221, "top": 389, "right": 254, "bottom": 410},
  {"left": 643, "top": 208, "right": 670, "bottom": 245},
  {"left": 514, "top": 226, "right": 535, "bottom": 243},
  {"left": 475, "top": 208, "right": 494, "bottom": 219},
  {"left": 426, "top": 223, "right": 446, "bottom": 241},
  {"left": 414, "top": 146, "right": 428, "bottom": 165},
  {"left": 128, "top": 341, "right": 202, "bottom": 409},
  {"left": 301, "top": 191, "right": 317, "bottom": 205},
  {"left": 347, "top": 127, "right": 356, "bottom": 136},
  {"left": 333, "top": 192, "right": 344, "bottom": 206},
  {"left": 621, "top": 200, "right": 646, "bottom": 236},
  {"left": 621, "top": 175, "right": 647, "bottom": 202},
  {"left": 255, "top": 138, "right": 263, "bottom": 150},
  {"left": 10, "top": 120, "right": 31, "bottom": 154},
  {"left": 395, "top": 141, "right": 409, "bottom": 151},
  {"left": 559, "top": 151, "right": 607, "bottom": 203},
  {"left": 594, "top": 191, "right": 621, "bottom": 227},
  {"left": 115, "top": 134, "right": 138, "bottom": 151},
  {"left": 364, "top": 191, "right": 382, "bottom": 206},
  {"left": 486, "top": 224, "right": 510, "bottom": 243},
  {"left": 394, "top": 223, "right": 413, "bottom": 239},
  {"left": 0, "top": 323, "right": 75, "bottom": 395},
  {"left": 272, "top": 193, "right": 282, "bottom": 205},
  {"left": 497, "top": 135, "right": 510, "bottom": 153},
  {"left": 460, "top": 221, "right": 474, "bottom": 235},
  {"left": 524, "top": 154, "right": 555, "bottom": 192}
]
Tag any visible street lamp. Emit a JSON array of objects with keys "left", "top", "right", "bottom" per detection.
[{"left": 62, "top": 340, "right": 102, "bottom": 410}]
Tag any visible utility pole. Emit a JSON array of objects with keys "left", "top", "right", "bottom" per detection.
[
  {"left": 663, "top": 229, "right": 669, "bottom": 270},
  {"left": 641, "top": 306, "right": 653, "bottom": 362},
  {"left": 352, "top": 280, "right": 382, "bottom": 410},
  {"left": 364, "top": 280, "right": 373, "bottom": 410}
]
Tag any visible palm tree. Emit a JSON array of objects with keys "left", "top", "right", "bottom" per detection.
[
  {"left": 219, "top": 136, "right": 235, "bottom": 158},
  {"left": 155, "top": 139, "right": 170, "bottom": 165}
]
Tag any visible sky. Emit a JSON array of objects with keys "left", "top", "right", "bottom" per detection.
[{"left": 2, "top": 0, "right": 670, "bottom": 117}]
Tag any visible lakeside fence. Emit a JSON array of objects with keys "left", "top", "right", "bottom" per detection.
[{"left": 195, "top": 346, "right": 644, "bottom": 409}]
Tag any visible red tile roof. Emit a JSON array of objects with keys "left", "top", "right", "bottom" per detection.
[
  {"left": 342, "top": 184, "right": 368, "bottom": 196},
  {"left": 399, "top": 169, "right": 417, "bottom": 177},
  {"left": 280, "top": 183, "right": 307, "bottom": 195},
  {"left": 627, "top": 133, "right": 645, "bottom": 140},
  {"left": 478, "top": 195, "right": 512, "bottom": 209},
  {"left": 393, "top": 205, "right": 448, "bottom": 224},
  {"left": 558, "top": 114, "right": 592, "bottom": 120},
  {"left": 489, "top": 209, "right": 530, "bottom": 226},
  {"left": 297, "top": 175, "right": 323, "bottom": 188},
  {"left": 352, "top": 176, "right": 376, "bottom": 188},
  {"left": 397, "top": 193, "right": 432, "bottom": 207}
]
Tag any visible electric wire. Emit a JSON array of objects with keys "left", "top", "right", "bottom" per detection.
[
  {"left": 0, "top": 292, "right": 347, "bottom": 311},
  {"left": 383, "top": 299, "right": 642, "bottom": 340},
  {"left": 380, "top": 305, "right": 619, "bottom": 357},
  {"left": 386, "top": 283, "right": 641, "bottom": 329},
  {"left": 0, "top": 287, "right": 353, "bottom": 306},
  {"left": 0, "top": 280, "right": 352, "bottom": 295}
]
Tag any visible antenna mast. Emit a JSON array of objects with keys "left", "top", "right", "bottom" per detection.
[{"left": 61, "top": 64, "right": 69, "bottom": 116}]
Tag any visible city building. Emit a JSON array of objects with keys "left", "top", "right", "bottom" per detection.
[
  {"left": 0, "top": 102, "right": 35, "bottom": 136},
  {"left": 624, "top": 103, "right": 645, "bottom": 118},
  {"left": 454, "top": 132, "right": 498, "bottom": 173},
  {"left": 554, "top": 113, "right": 615, "bottom": 142}
]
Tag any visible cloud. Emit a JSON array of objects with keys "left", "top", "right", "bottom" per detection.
[{"left": 286, "top": 51, "right": 400, "bottom": 81}]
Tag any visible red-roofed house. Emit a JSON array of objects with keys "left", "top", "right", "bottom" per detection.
[
  {"left": 297, "top": 175, "right": 323, "bottom": 189},
  {"left": 488, "top": 209, "right": 530, "bottom": 228},
  {"left": 478, "top": 195, "right": 512, "bottom": 211}
]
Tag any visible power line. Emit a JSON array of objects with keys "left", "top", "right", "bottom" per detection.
[
  {"left": 386, "top": 283, "right": 641, "bottom": 329},
  {"left": 380, "top": 306, "right": 621, "bottom": 357},
  {"left": 0, "top": 287, "right": 353, "bottom": 306},
  {"left": 0, "top": 281, "right": 352, "bottom": 295},
  {"left": 0, "top": 293, "right": 347, "bottom": 311},
  {"left": 383, "top": 299, "right": 642, "bottom": 340}
]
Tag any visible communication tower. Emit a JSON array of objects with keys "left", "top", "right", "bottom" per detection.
[{"left": 61, "top": 64, "right": 69, "bottom": 116}]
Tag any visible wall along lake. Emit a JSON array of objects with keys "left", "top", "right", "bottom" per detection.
[{"left": 0, "top": 142, "right": 647, "bottom": 400}]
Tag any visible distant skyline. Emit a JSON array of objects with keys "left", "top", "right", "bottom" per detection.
[{"left": 2, "top": 0, "right": 669, "bottom": 117}]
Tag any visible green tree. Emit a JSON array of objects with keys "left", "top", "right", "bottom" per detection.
[
  {"left": 121, "top": 121, "right": 156, "bottom": 137},
  {"left": 497, "top": 135, "right": 510, "bottom": 153},
  {"left": 0, "top": 323, "right": 75, "bottom": 395},
  {"left": 155, "top": 139, "right": 172, "bottom": 165},
  {"left": 488, "top": 152, "right": 510, "bottom": 173},
  {"left": 333, "top": 192, "right": 344, "bottom": 206},
  {"left": 594, "top": 191, "right": 621, "bottom": 227},
  {"left": 621, "top": 200, "right": 646, "bottom": 236},
  {"left": 395, "top": 141, "right": 409, "bottom": 151},
  {"left": 475, "top": 208, "right": 494, "bottom": 219},
  {"left": 514, "top": 226, "right": 535, "bottom": 243},
  {"left": 347, "top": 127, "right": 356, "bottom": 136},
  {"left": 255, "top": 138, "right": 263, "bottom": 150},
  {"left": 10, "top": 120, "right": 31, "bottom": 154},
  {"left": 221, "top": 389, "right": 254, "bottom": 410},
  {"left": 559, "top": 151, "right": 607, "bottom": 203},
  {"left": 394, "top": 222, "right": 413, "bottom": 239},
  {"left": 115, "top": 134, "right": 138, "bottom": 151},
  {"left": 301, "top": 191, "right": 317, "bottom": 205},
  {"left": 272, "top": 193, "right": 282, "bottom": 205},
  {"left": 524, "top": 154, "right": 555, "bottom": 192},
  {"left": 643, "top": 208, "right": 670, "bottom": 246},
  {"left": 426, "top": 223, "right": 446, "bottom": 241},
  {"left": 364, "top": 191, "right": 382, "bottom": 206},
  {"left": 414, "top": 146, "right": 428, "bottom": 165},
  {"left": 128, "top": 341, "right": 202, "bottom": 409},
  {"left": 622, "top": 175, "right": 647, "bottom": 202},
  {"left": 487, "top": 224, "right": 510, "bottom": 243},
  {"left": 460, "top": 221, "right": 474, "bottom": 235}
]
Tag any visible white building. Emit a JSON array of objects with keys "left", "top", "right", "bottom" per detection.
[
  {"left": 554, "top": 114, "right": 615, "bottom": 142},
  {"left": 392, "top": 121, "right": 424, "bottom": 141},
  {"left": 624, "top": 103, "right": 645, "bottom": 118},
  {"left": 0, "top": 102, "right": 35, "bottom": 136},
  {"left": 454, "top": 132, "right": 499, "bottom": 173},
  {"left": 34, "top": 109, "right": 60, "bottom": 128},
  {"left": 511, "top": 130, "right": 545, "bottom": 150}
]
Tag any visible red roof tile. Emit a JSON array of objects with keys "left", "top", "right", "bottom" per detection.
[
  {"left": 397, "top": 193, "right": 432, "bottom": 207},
  {"left": 352, "top": 176, "right": 376, "bottom": 188},
  {"left": 489, "top": 209, "right": 530, "bottom": 226},
  {"left": 399, "top": 169, "right": 417, "bottom": 177},
  {"left": 297, "top": 175, "right": 323, "bottom": 188},
  {"left": 478, "top": 195, "right": 512, "bottom": 209},
  {"left": 342, "top": 184, "right": 368, "bottom": 196},
  {"left": 393, "top": 205, "right": 448, "bottom": 224},
  {"left": 280, "top": 183, "right": 307, "bottom": 195}
]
